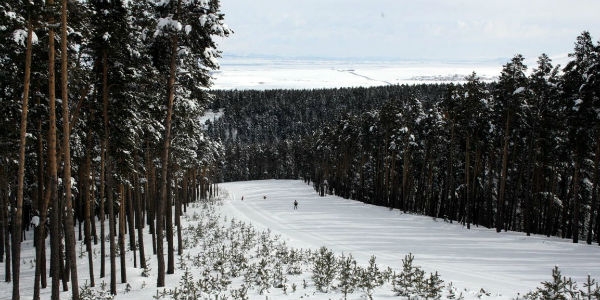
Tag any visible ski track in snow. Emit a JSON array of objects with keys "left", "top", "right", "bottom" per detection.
[
  {"left": 337, "top": 69, "right": 393, "bottom": 86},
  {"left": 219, "top": 179, "right": 600, "bottom": 299}
]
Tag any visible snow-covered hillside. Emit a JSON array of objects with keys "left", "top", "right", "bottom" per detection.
[
  {"left": 5, "top": 179, "right": 599, "bottom": 300},
  {"left": 218, "top": 179, "right": 600, "bottom": 298}
]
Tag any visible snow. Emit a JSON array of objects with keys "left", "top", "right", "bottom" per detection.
[
  {"left": 11, "top": 27, "right": 38, "bottom": 46},
  {"left": 30, "top": 215, "right": 40, "bottom": 227},
  {"left": 199, "top": 108, "right": 224, "bottom": 127},
  {"left": 211, "top": 56, "right": 502, "bottom": 90},
  {"left": 573, "top": 99, "right": 583, "bottom": 111},
  {"left": 218, "top": 180, "right": 600, "bottom": 299},
  {"left": 513, "top": 87, "right": 526, "bottom": 95},
  {"left": 12, "top": 29, "right": 27, "bottom": 46},
  {"left": 154, "top": 17, "right": 183, "bottom": 37},
  {"left": 5, "top": 179, "right": 599, "bottom": 300}
]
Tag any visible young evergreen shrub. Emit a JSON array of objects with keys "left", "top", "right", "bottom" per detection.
[
  {"left": 581, "top": 275, "right": 600, "bottom": 299},
  {"left": 272, "top": 261, "right": 286, "bottom": 288},
  {"left": 393, "top": 253, "right": 420, "bottom": 296},
  {"left": 358, "top": 255, "right": 385, "bottom": 300},
  {"left": 337, "top": 254, "right": 359, "bottom": 300},
  {"left": 424, "top": 271, "right": 444, "bottom": 299},
  {"left": 80, "top": 281, "right": 114, "bottom": 300},
  {"left": 286, "top": 248, "right": 304, "bottom": 275},
  {"left": 230, "top": 283, "right": 249, "bottom": 300},
  {"left": 446, "top": 282, "right": 464, "bottom": 300},
  {"left": 524, "top": 266, "right": 578, "bottom": 299},
  {"left": 311, "top": 246, "right": 337, "bottom": 292}
]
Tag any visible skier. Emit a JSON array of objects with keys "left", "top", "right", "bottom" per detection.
[
  {"left": 241, "top": 196, "right": 244, "bottom": 201},
  {"left": 293, "top": 200, "right": 298, "bottom": 210}
]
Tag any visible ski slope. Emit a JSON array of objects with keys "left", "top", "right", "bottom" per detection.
[{"left": 218, "top": 179, "right": 600, "bottom": 298}]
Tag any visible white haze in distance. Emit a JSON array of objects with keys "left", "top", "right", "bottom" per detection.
[{"left": 217, "top": 0, "right": 600, "bottom": 61}]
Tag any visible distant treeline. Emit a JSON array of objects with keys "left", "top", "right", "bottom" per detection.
[{"left": 208, "top": 31, "right": 600, "bottom": 244}]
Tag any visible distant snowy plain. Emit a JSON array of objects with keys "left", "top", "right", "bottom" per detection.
[{"left": 211, "top": 56, "right": 504, "bottom": 90}]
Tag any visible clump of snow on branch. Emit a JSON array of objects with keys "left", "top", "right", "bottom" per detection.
[
  {"left": 154, "top": 16, "right": 183, "bottom": 37},
  {"left": 12, "top": 29, "right": 27, "bottom": 46},
  {"left": 513, "top": 86, "right": 526, "bottom": 95},
  {"left": 203, "top": 47, "right": 219, "bottom": 67},
  {"left": 12, "top": 29, "right": 38, "bottom": 47},
  {"left": 155, "top": 0, "right": 171, "bottom": 7},
  {"left": 30, "top": 216, "right": 40, "bottom": 227}
]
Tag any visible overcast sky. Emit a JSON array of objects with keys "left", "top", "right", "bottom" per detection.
[{"left": 217, "top": 0, "right": 600, "bottom": 62}]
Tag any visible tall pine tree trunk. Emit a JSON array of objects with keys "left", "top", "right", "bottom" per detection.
[
  {"left": 157, "top": 30, "right": 179, "bottom": 287},
  {"left": 3, "top": 187, "right": 10, "bottom": 283},
  {"left": 60, "top": 0, "right": 80, "bottom": 296},
  {"left": 127, "top": 183, "right": 137, "bottom": 267},
  {"left": 45, "top": 0, "right": 61, "bottom": 297},
  {"left": 0, "top": 168, "right": 4, "bottom": 265},
  {"left": 0, "top": 173, "right": 10, "bottom": 282},
  {"left": 166, "top": 170, "right": 174, "bottom": 274},
  {"left": 33, "top": 98, "right": 47, "bottom": 300},
  {"left": 465, "top": 136, "right": 471, "bottom": 229},
  {"left": 176, "top": 175, "right": 184, "bottom": 256},
  {"left": 135, "top": 170, "right": 146, "bottom": 269},
  {"left": 119, "top": 183, "right": 127, "bottom": 283},
  {"left": 107, "top": 162, "right": 117, "bottom": 294},
  {"left": 83, "top": 116, "right": 95, "bottom": 286},
  {"left": 497, "top": 112, "right": 512, "bottom": 232},
  {"left": 572, "top": 156, "right": 581, "bottom": 244},
  {"left": 100, "top": 49, "right": 108, "bottom": 279},
  {"left": 12, "top": 15, "right": 34, "bottom": 300},
  {"left": 587, "top": 138, "right": 600, "bottom": 244}
]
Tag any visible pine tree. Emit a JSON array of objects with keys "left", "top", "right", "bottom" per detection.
[
  {"left": 526, "top": 266, "right": 578, "bottom": 300},
  {"left": 337, "top": 253, "right": 358, "bottom": 300},
  {"left": 562, "top": 31, "right": 599, "bottom": 243},
  {"left": 358, "top": 255, "right": 385, "bottom": 300},
  {"left": 581, "top": 275, "right": 600, "bottom": 299},
  {"left": 393, "top": 253, "right": 421, "bottom": 297},
  {"left": 311, "top": 246, "right": 337, "bottom": 292},
  {"left": 494, "top": 54, "right": 528, "bottom": 232}
]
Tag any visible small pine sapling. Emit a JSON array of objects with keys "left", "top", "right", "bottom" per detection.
[
  {"left": 393, "top": 253, "right": 420, "bottom": 296},
  {"left": 446, "top": 282, "right": 464, "bottom": 300},
  {"left": 524, "top": 266, "right": 578, "bottom": 299},
  {"left": 337, "top": 254, "right": 358, "bottom": 300},
  {"left": 311, "top": 246, "right": 337, "bottom": 292},
  {"left": 424, "top": 271, "right": 444, "bottom": 299},
  {"left": 358, "top": 255, "right": 385, "bottom": 300},
  {"left": 581, "top": 274, "right": 600, "bottom": 299},
  {"left": 230, "top": 284, "right": 249, "bottom": 300}
]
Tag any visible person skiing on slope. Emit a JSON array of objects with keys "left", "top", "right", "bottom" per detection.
[{"left": 293, "top": 200, "right": 298, "bottom": 210}]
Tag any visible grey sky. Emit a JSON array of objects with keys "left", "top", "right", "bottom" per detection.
[{"left": 217, "top": 0, "right": 600, "bottom": 61}]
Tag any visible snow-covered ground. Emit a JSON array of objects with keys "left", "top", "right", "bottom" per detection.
[
  {"left": 218, "top": 179, "right": 600, "bottom": 298},
  {"left": 211, "top": 56, "right": 503, "bottom": 90},
  {"left": 4, "top": 179, "right": 599, "bottom": 300}
]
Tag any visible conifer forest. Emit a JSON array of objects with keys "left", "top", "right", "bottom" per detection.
[
  {"left": 1, "top": 0, "right": 600, "bottom": 299},
  {"left": 210, "top": 32, "right": 600, "bottom": 244},
  {"left": 1, "top": 0, "right": 230, "bottom": 299}
]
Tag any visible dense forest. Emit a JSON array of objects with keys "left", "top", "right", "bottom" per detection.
[
  {"left": 1, "top": 0, "right": 230, "bottom": 299},
  {"left": 208, "top": 31, "right": 600, "bottom": 245}
]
